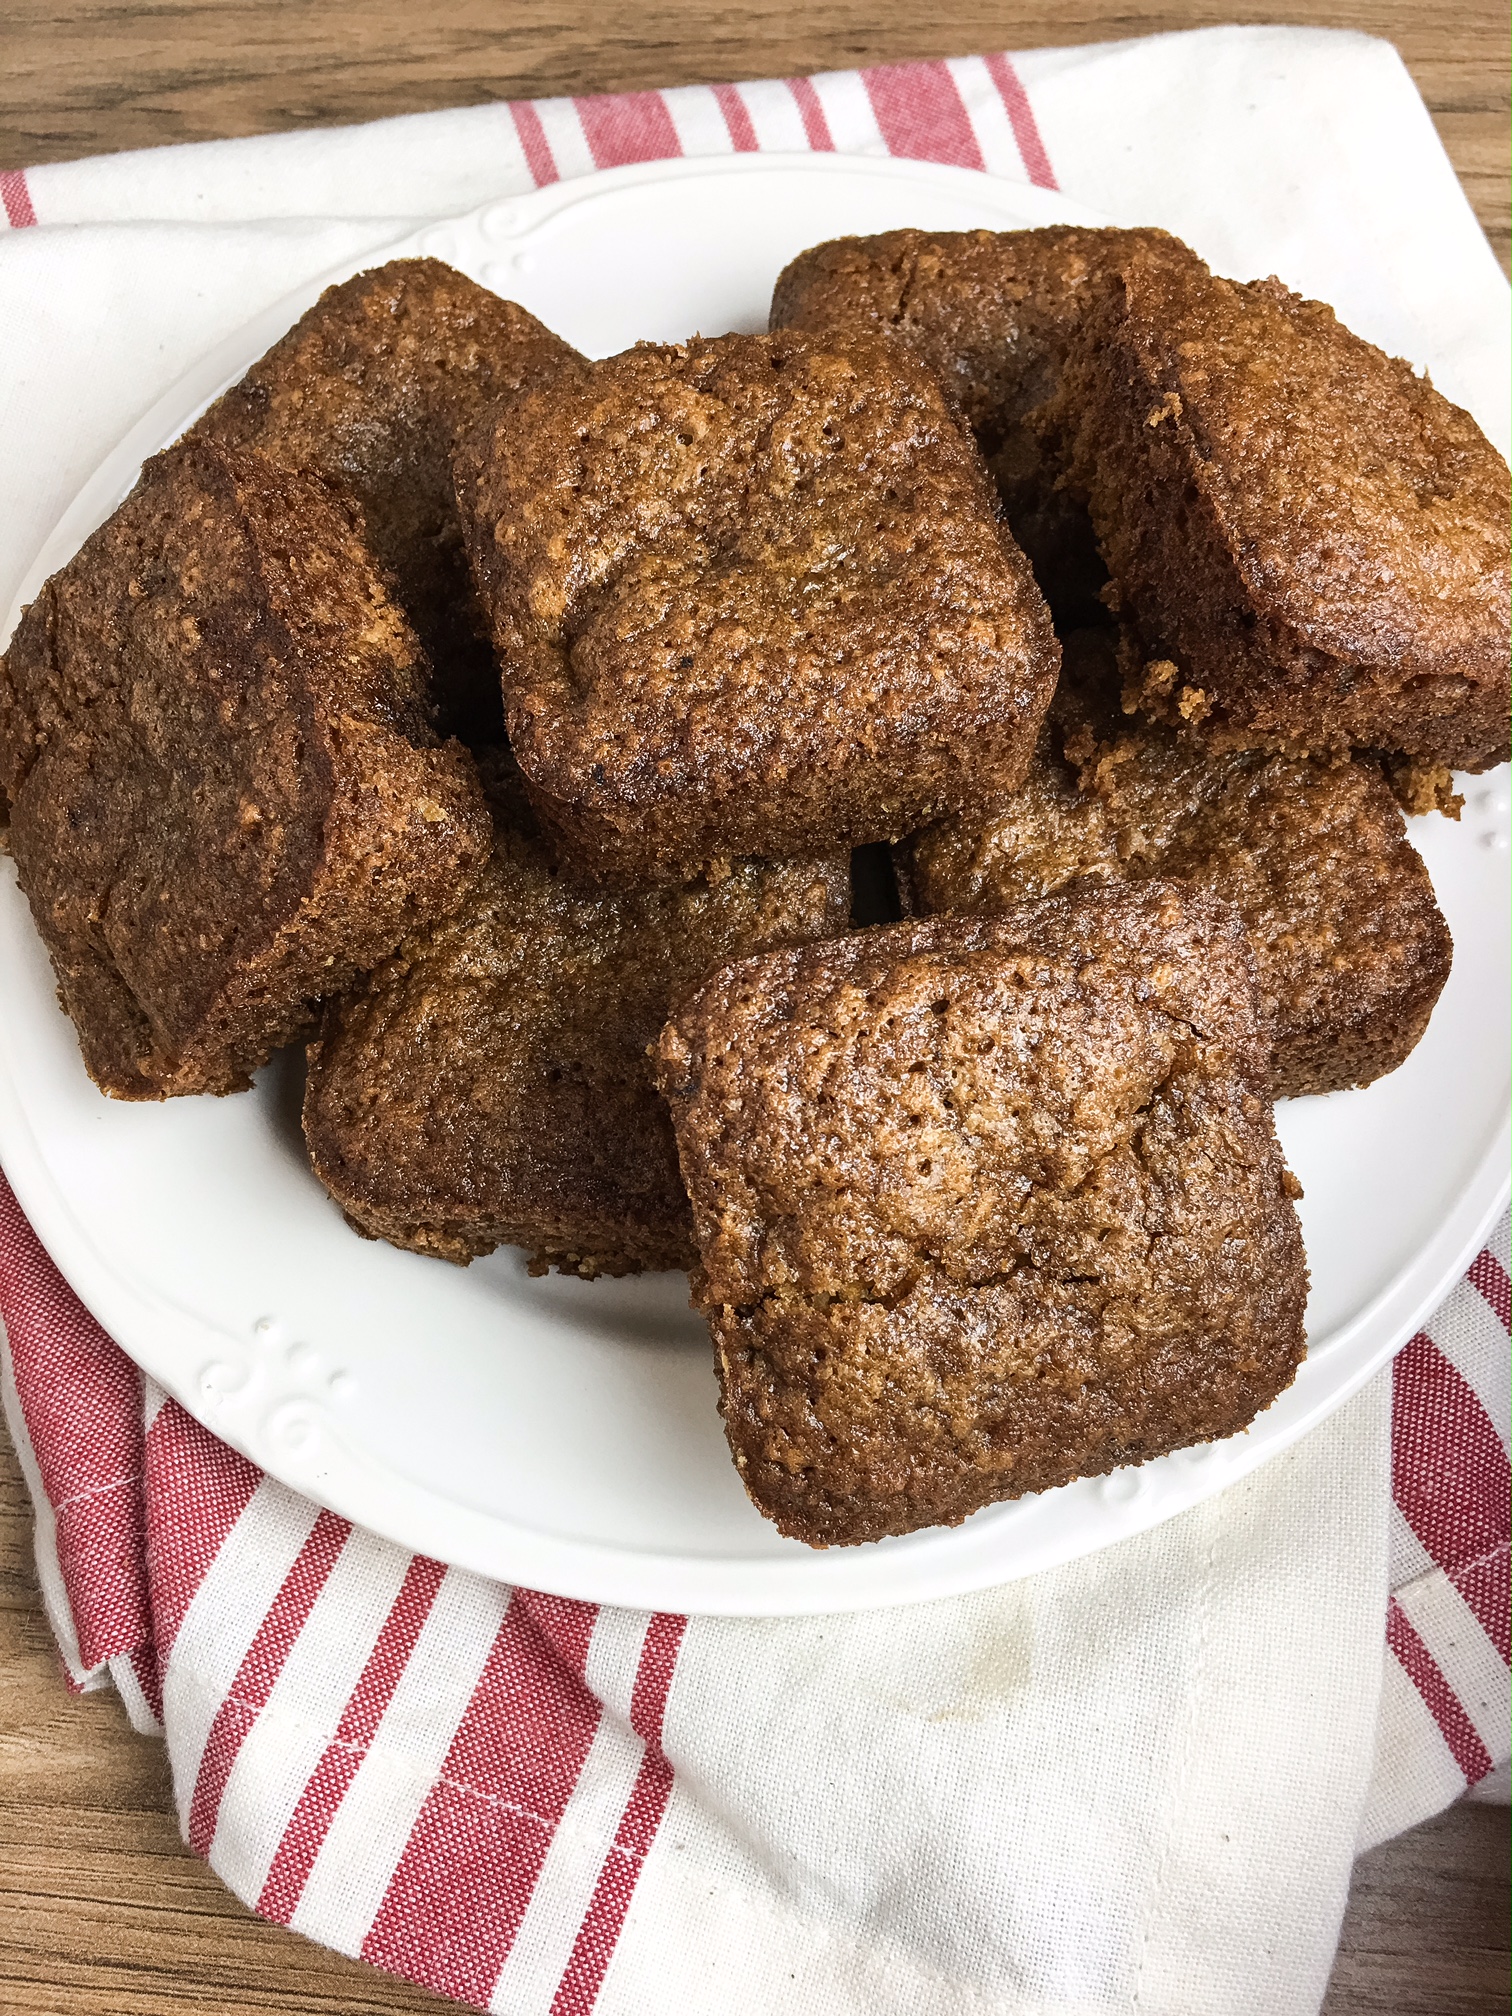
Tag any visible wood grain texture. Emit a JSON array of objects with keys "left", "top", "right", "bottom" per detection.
[
  {"left": 1323, "top": 1801, "right": 1511, "bottom": 2016},
  {"left": 0, "top": 5, "right": 1507, "bottom": 2009},
  {"left": 0, "top": 0, "right": 1507, "bottom": 268}
]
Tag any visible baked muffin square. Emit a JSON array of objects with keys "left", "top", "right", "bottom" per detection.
[
  {"left": 904, "top": 632, "right": 1453, "bottom": 1098},
  {"left": 1052, "top": 255, "right": 1509, "bottom": 771},
  {"left": 192, "top": 257, "right": 581, "bottom": 739},
  {"left": 0, "top": 438, "right": 490, "bottom": 1099},
  {"left": 303, "top": 756, "right": 851, "bottom": 1276},
  {"left": 454, "top": 329, "right": 1058, "bottom": 886},
  {"left": 654, "top": 885, "right": 1308, "bottom": 1545},
  {"left": 770, "top": 224, "right": 1198, "bottom": 624}
]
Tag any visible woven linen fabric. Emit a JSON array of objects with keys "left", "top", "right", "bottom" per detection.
[{"left": 0, "top": 26, "right": 1508, "bottom": 2015}]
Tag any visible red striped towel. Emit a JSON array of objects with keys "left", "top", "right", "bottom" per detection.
[{"left": 1, "top": 32, "right": 1508, "bottom": 2014}]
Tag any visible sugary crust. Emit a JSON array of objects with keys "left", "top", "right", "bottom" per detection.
[
  {"left": 1053, "top": 260, "right": 1510, "bottom": 769},
  {"left": 0, "top": 438, "right": 490, "bottom": 1098},
  {"left": 455, "top": 329, "right": 1059, "bottom": 886},
  {"left": 655, "top": 887, "right": 1308, "bottom": 1545},
  {"left": 304, "top": 758, "right": 851, "bottom": 1275},
  {"left": 770, "top": 225, "right": 1198, "bottom": 621},
  {"left": 193, "top": 258, "right": 581, "bottom": 739},
  {"left": 906, "top": 634, "right": 1454, "bottom": 1098}
]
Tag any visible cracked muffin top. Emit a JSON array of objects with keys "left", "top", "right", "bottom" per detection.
[
  {"left": 654, "top": 884, "right": 1307, "bottom": 1544},
  {"left": 657, "top": 884, "right": 1292, "bottom": 1306},
  {"left": 454, "top": 328, "right": 1058, "bottom": 886}
]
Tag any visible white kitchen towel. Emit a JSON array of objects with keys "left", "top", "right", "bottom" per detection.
[
  {"left": 0, "top": 1183, "right": 1396, "bottom": 2016},
  {"left": 1, "top": 27, "right": 1507, "bottom": 2016}
]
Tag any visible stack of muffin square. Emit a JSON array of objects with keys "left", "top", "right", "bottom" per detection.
[{"left": 1, "top": 231, "right": 1505, "bottom": 1546}]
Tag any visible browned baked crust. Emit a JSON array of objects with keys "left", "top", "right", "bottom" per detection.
[
  {"left": 904, "top": 632, "right": 1453, "bottom": 1099},
  {"left": 192, "top": 258, "right": 581, "bottom": 739},
  {"left": 654, "top": 886, "right": 1308, "bottom": 1546},
  {"left": 0, "top": 438, "right": 490, "bottom": 1099},
  {"left": 1051, "top": 257, "right": 1510, "bottom": 770},
  {"left": 770, "top": 224, "right": 1198, "bottom": 622},
  {"left": 303, "top": 757, "right": 851, "bottom": 1276},
  {"left": 454, "top": 329, "right": 1059, "bottom": 887}
]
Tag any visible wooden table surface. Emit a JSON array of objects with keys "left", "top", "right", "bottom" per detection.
[{"left": 1, "top": 4, "right": 1507, "bottom": 2012}]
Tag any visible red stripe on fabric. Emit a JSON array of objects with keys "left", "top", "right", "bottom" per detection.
[
  {"left": 131, "top": 1644, "right": 164, "bottom": 1725},
  {"left": 1392, "top": 1332, "right": 1512, "bottom": 1580},
  {"left": 607, "top": 1741, "right": 676, "bottom": 1867},
  {"left": 0, "top": 1170, "right": 151, "bottom": 1669},
  {"left": 514, "top": 1588, "right": 599, "bottom": 1678},
  {"left": 511, "top": 101, "right": 559, "bottom": 188},
  {"left": 630, "top": 1611, "right": 687, "bottom": 1744},
  {"left": 982, "top": 53, "right": 1058, "bottom": 189},
  {"left": 1, "top": 169, "right": 36, "bottom": 228},
  {"left": 50, "top": 1479, "right": 151, "bottom": 1672},
  {"left": 550, "top": 1751, "right": 675, "bottom": 2016},
  {"left": 1468, "top": 1249, "right": 1512, "bottom": 1330},
  {"left": 550, "top": 1613, "right": 688, "bottom": 2016},
  {"left": 186, "top": 1509, "right": 350, "bottom": 1856},
  {"left": 144, "top": 1398, "right": 260, "bottom": 1658},
  {"left": 786, "top": 77, "right": 835, "bottom": 152},
  {"left": 712, "top": 82, "right": 759, "bottom": 152},
  {"left": 575, "top": 91, "right": 683, "bottom": 170},
  {"left": 257, "top": 1554, "right": 447, "bottom": 1924},
  {"left": 361, "top": 1589, "right": 603, "bottom": 2005},
  {"left": 860, "top": 61, "right": 985, "bottom": 171},
  {"left": 1386, "top": 1596, "right": 1494, "bottom": 1783},
  {"left": 258, "top": 1746, "right": 364, "bottom": 1923}
]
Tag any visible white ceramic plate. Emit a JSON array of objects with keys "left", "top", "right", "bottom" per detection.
[{"left": 1, "top": 155, "right": 1507, "bottom": 1614}]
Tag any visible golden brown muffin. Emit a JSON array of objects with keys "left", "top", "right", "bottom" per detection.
[
  {"left": 0, "top": 439, "right": 490, "bottom": 1099},
  {"left": 770, "top": 224, "right": 1199, "bottom": 622},
  {"left": 655, "top": 887, "right": 1308, "bottom": 1546},
  {"left": 303, "top": 757, "right": 851, "bottom": 1276},
  {"left": 454, "top": 329, "right": 1059, "bottom": 887},
  {"left": 904, "top": 633, "right": 1453, "bottom": 1099},
  {"left": 1051, "top": 257, "right": 1510, "bottom": 771},
  {"left": 191, "top": 258, "right": 581, "bottom": 740}
]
